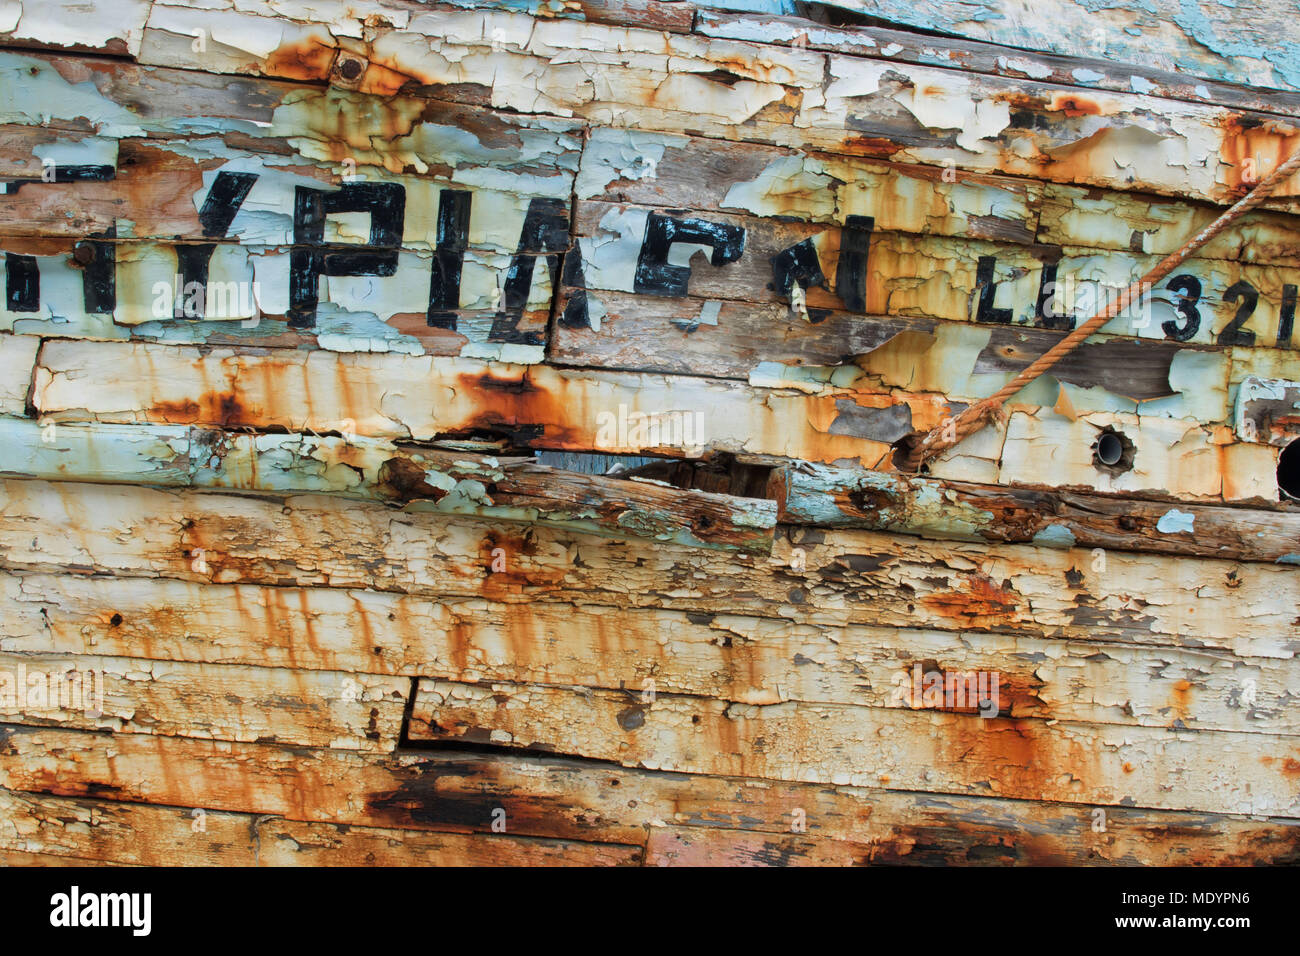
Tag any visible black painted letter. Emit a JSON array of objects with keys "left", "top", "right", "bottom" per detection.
[
  {"left": 633, "top": 214, "right": 745, "bottom": 298},
  {"left": 289, "top": 182, "right": 405, "bottom": 329}
]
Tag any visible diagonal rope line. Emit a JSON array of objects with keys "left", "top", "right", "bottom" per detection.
[{"left": 896, "top": 148, "right": 1300, "bottom": 473}]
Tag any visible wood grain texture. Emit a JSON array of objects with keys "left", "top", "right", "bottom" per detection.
[
  {"left": 0, "top": 787, "right": 643, "bottom": 866},
  {"left": 4, "top": 570, "right": 1293, "bottom": 736},
  {"left": 780, "top": 463, "right": 1300, "bottom": 565},
  {"left": 0, "top": 417, "right": 777, "bottom": 552},
  {"left": 1, "top": 479, "right": 1295, "bottom": 661},
  {"left": 0, "top": 650, "right": 407, "bottom": 751},
  {"left": 2, "top": 726, "right": 1296, "bottom": 865},
  {"left": 2, "top": 0, "right": 1298, "bottom": 868},
  {"left": 408, "top": 678, "right": 1300, "bottom": 815}
]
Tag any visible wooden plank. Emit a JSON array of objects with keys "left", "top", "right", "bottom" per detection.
[
  {"left": 0, "top": 335, "right": 36, "bottom": 415},
  {"left": 2, "top": 725, "right": 1296, "bottom": 864},
  {"left": 565, "top": 200, "right": 1300, "bottom": 350},
  {"left": 0, "top": 418, "right": 778, "bottom": 552},
  {"left": 1, "top": 478, "right": 1294, "bottom": 659},
  {"left": 644, "top": 824, "right": 875, "bottom": 866},
  {"left": 780, "top": 463, "right": 1300, "bottom": 565},
  {"left": 577, "top": 125, "right": 1300, "bottom": 264},
  {"left": 408, "top": 678, "right": 1300, "bottom": 815},
  {"left": 5, "top": 571, "right": 1293, "bottom": 735},
  {"left": 0, "top": 787, "right": 642, "bottom": 866},
  {"left": 0, "top": 651, "right": 408, "bottom": 752},
  {"left": 26, "top": 338, "right": 941, "bottom": 471},
  {"left": 760, "top": 0, "right": 1300, "bottom": 97},
  {"left": 129, "top": 2, "right": 1300, "bottom": 205},
  {"left": 27, "top": 340, "right": 1282, "bottom": 500},
  {"left": 694, "top": 8, "right": 1300, "bottom": 118}
]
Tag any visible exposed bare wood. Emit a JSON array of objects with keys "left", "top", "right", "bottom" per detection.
[
  {"left": 1, "top": 480, "right": 1295, "bottom": 661},
  {"left": 0, "top": 650, "right": 407, "bottom": 751},
  {"left": 780, "top": 463, "right": 1300, "bottom": 565},
  {"left": 5, "top": 570, "right": 1293, "bottom": 735},
  {"left": 0, "top": 787, "right": 643, "bottom": 866},
  {"left": 2, "top": 726, "right": 1297, "bottom": 865},
  {"left": 0, "top": 418, "right": 777, "bottom": 552}
]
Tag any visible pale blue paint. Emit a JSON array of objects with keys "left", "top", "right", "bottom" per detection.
[
  {"left": 1032, "top": 524, "right": 1078, "bottom": 548},
  {"left": 1156, "top": 509, "right": 1196, "bottom": 534}
]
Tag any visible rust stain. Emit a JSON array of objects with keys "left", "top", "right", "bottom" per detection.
[
  {"left": 1047, "top": 93, "right": 1102, "bottom": 117},
  {"left": 1168, "top": 678, "right": 1193, "bottom": 724},
  {"left": 1261, "top": 756, "right": 1300, "bottom": 777},
  {"left": 1218, "top": 115, "right": 1300, "bottom": 193},
  {"left": 266, "top": 37, "right": 338, "bottom": 82},
  {"left": 151, "top": 390, "right": 260, "bottom": 427},
  {"left": 838, "top": 134, "right": 907, "bottom": 158},
  {"left": 451, "top": 370, "right": 590, "bottom": 448},
  {"left": 920, "top": 573, "right": 1021, "bottom": 629}
]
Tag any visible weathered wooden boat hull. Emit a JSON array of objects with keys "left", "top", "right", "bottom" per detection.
[{"left": 0, "top": 0, "right": 1297, "bottom": 866}]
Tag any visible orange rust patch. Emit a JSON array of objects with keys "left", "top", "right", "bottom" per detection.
[
  {"left": 838, "top": 135, "right": 906, "bottom": 159},
  {"left": 1047, "top": 93, "right": 1102, "bottom": 117},
  {"left": 903, "top": 660, "right": 1045, "bottom": 718},
  {"left": 151, "top": 390, "right": 259, "bottom": 428},
  {"left": 1168, "top": 678, "right": 1193, "bottom": 724},
  {"left": 266, "top": 37, "right": 338, "bottom": 82},
  {"left": 920, "top": 573, "right": 1021, "bottom": 629},
  {"left": 359, "top": 60, "right": 420, "bottom": 98},
  {"left": 451, "top": 370, "right": 590, "bottom": 448},
  {"left": 1218, "top": 115, "right": 1300, "bottom": 195}
]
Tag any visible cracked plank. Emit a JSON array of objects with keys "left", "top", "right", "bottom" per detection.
[
  {"left": 0, "top": 479, "right": 1294, "bottom": 659},
  {"left": 3, "top": 571, "right": 1294, "bottom": 735},
  {"left": 1, "top": 725, "right": 1296, "bottom": 864}
]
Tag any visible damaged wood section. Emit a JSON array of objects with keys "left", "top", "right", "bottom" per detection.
[
  {"left": 407, "top": 678, "right": 1300, "bottom": 815},
  {"left": 23, "top": 338, "right": 1288, "bottom": 501},
  {"left": 124, "top": 1, "right": 1300, "bottom": 205},
  {"left": 780, "top": 463, "right": 1300, "bottom": 565},
  {"left": 0, "top": 650, "right": 406, "bottom": 751},
  {"left": 0, "top": 417, "right": 777, "bottom": 552},
  {"left": 1, "top": 726, "right": 1296, "bottom": 865},
  {"left": 693, "top": 8, "right": 1300, "bottom": 117},
  {"left": 772, "top": 0, "right": 1300, "bottom": 98},
  {"left": 3, "top": 479, "right": 1296, "bottom": 661},
  {"left": 5, "top": 569, "right": 1295, "bottom": 736},
  {"left": 0, "top": 787, "right": 643, "bottom": 866},
  {"left": 3, "top": 0, "right": 1300, "bottom": 868}
]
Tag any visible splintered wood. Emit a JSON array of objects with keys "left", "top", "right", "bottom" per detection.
[{"left": 0, "top": 0, "right": 1297, "bottom": 867}]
